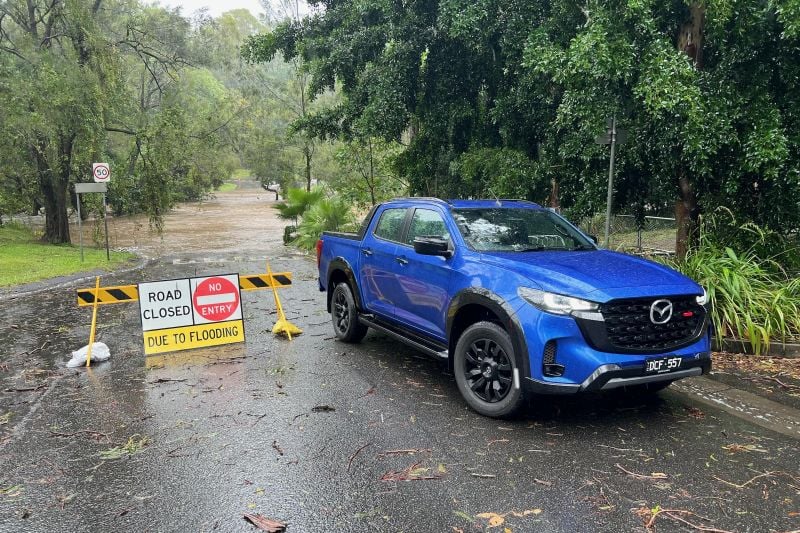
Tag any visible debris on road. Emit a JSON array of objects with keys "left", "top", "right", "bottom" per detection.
[
  {"left": 271, "top": 440, "right": 284, "bottom": 456},
  {"left": 66, "top": 342, "right": 110, "bottom": 368},
  {"left": 311, "top": 405, "right": 335, "bottom": 413},
  {"left": 347, "top": 442, "right": 371, "bottom": 472},
  {"left": 243, "top": 513, "right": 287, "bottom": 532},
  {"left": 380, "top": 462, "right": 442, "bottom": 482}
]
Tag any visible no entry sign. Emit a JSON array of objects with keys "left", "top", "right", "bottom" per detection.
[
  {"left": 192, "top": 276, "right": 241, "bottom": 323},
  {"left": 138, "top": 274, "right": 244, "bottom": 355}
]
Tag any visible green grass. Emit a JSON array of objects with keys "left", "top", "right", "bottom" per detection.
[
  {"left": 216, "top": 182, "right": 237, "bottom": 192},
  {"left": 230, "top": 168, "right": 250, "bottom": 180},
  {"left": 0, "top": 223, "right": 135, "bottom": 287}
]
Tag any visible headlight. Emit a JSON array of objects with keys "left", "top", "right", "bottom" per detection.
[
  {"left": 696, "top": 287, "right": 708, "bottom": 306},
  {"left": 518, "top": 287, "right": 599, "bottom": 316}
]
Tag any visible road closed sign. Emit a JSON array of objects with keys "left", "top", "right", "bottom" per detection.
[{"left": 138, "top": 274, "right": 244, "bottom": 355}]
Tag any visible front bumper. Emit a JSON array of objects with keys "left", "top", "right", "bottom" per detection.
[
  {"left": 515, "top": 301, "right": 712, "bottom": 395},
  {"left": 523, "top": 351, "right": 711, "bottom": 394}
]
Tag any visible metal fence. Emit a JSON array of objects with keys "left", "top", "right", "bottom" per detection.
[{"left": 579, "top": 214, "right": 677, "bottom": 255}]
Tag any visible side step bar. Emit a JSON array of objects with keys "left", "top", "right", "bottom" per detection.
[{"left": 358, "top": 314, "right": 448, "bottom": 361}]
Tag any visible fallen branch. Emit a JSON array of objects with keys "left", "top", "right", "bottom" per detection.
[
  {"left": 646, "top": 508, "right": 734, "bottom": 533},
  {"left": 347, "top": 442, "right": 370, "bottom": 472},
  {"left": 615, "top": 463, "right": 668, "bottom": 480},
  {"left": 712, "top": 471, "right": 776, "bottom": 489},
  {"left": 4, "top": 383, "right": 47, "bottom": 393},
  {"left": 381, "top": 462, "right": 442, "bottom": 482},
  {"left": 271, "top": 440, "right": 284, "bottom": 456},
  {"left": 377, "top": 448, "right": 432, "bottom": 457},
  {"left": 49, "top": 430, "right": 111, "bottom": 443}
]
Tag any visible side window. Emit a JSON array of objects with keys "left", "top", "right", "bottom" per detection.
[
  {"left": 406, "top": 209, "right": 450, "bottom": 245},
  {"left": 374, "top": 208, "right": 407, "bottom": 242}
]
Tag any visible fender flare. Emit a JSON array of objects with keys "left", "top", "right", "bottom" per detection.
[
  {"left": 326, "top": 257, "right": 362, "bottom": 312},
  {"left": 446, "top": 288, "right": 531, "bottom": 380}
]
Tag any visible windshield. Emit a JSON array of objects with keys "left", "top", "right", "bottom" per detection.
[{"left": 452, "top": 208, "right": 595, "bottom": 252}]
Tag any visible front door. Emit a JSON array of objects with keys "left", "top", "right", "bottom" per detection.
[{"left": 393, "top": 208, "right": 453, "bottom": 341}]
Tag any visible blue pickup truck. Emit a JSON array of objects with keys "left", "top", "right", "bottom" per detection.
[{"left": 317, "top": 198, "right": 711, "bottom": 418}]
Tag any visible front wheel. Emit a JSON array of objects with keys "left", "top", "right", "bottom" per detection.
[
  {"left": 331, "top": 283, "right": 368, "bottom": 343},
  {"left": 454, "top": 321, "right": 525, "bottom": 418}
]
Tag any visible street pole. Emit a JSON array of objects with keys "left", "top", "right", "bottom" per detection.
[
  {"left": 77, "top": 194, "right": 84, "bottom": 262},
  {"left": 103, "top": 193, "right": 110, "bottom": 260},
  {"left": 603, "top": 116, "right": 617, "bottom": 248}
]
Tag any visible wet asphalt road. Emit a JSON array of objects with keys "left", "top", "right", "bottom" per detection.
[{"left": 2, "top": 243, "right": 800, "bottom": 532}]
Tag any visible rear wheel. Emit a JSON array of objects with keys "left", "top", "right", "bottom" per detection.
[
  {"left": 331, "top": 282, "right": 368, "bottom": 343},
  {"left": 454, "top": 321, "right": 525, "bottom": 418}
]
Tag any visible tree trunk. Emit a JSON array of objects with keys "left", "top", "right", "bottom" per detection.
[
  {"left": 675, "top": 171, "right": 698, "bottom": 259},
  {"left": 303, "top": 143, "right": 312, "bottom": 192},
  {"left": 33, "top": 134, "right": 75, "bottom": 244},
  {"left": 674, "top": 2, "right": 705, "bottom": 258}
]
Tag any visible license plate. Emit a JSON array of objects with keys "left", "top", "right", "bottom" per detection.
[{"left": 644, "top": 356, "right": 682, "bottom": 374}]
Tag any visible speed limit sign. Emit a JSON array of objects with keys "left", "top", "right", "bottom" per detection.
[{"left": 92, "top": 163, "right": 110, "bottom": 183}]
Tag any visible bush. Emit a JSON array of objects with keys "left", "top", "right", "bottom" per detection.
[
  {"left": 663, "top": 211, "right": 800, "bottom": 354},
  {"left": 293, "top": 197, "right": 357, "bottom": 250}
]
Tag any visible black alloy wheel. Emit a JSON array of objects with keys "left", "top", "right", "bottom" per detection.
[
  {"left": 331, "top": 282, "right": 368, "bottom": 343},
  {"left": 454, "top": 321, "right": 525, "bottom": 418},
  {"left": 464, "top": 338, "right": 513, "bottom": 403}
]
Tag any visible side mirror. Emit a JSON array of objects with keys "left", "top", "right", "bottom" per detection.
[
  {"left": 413, "top": 237, "right": 452, "bottom": 258},
  {"left": 589, "top": 235, "right": 598, "bottom": 244}
]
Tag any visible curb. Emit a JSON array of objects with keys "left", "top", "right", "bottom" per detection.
[
  {"left": 716, "top": 338, "right": 800, "bottom": 358},
  {"left": 671, "top": 376, "right": 800, "bottom": 440}
]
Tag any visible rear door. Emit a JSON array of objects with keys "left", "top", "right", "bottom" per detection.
[
  {"left": 392, "top": 207, "right": 454, "bottom": 341},
  {"left": 358, "top": 207, "right": 408, "bottom": 319}
]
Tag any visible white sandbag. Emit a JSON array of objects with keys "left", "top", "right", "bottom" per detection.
[{"left": 66, "top": 342, "right": 111, "bottom": 368}]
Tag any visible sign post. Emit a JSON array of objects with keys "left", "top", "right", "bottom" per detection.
[
  {"left": 74, "top": 182, "right": 108, "bottom": 262},
  {"left": 594, "top": 118, "right": 628, "bottom": 248},
  {"left": 92, "top": 163, "right": 111, "bottom": 260}
]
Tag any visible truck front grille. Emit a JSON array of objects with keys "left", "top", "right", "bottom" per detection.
[{"left": 599, "top": 296, "right": 705, "bottom": 352}]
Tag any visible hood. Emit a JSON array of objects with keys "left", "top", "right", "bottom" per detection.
[{"left": 480, "top": 250, "right": 702, "bottom": 302}]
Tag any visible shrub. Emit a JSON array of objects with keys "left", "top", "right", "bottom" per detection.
[
  {"left": 663, "top": 210, "right": 800, "bottom": 354},
  {"left": 293, "top": 197, "right": 357, "bottom": 250}
]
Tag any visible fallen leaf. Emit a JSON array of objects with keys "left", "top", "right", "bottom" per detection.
[
  {"left": 243, "top": 513, "right": 286, "bottom": 532},
  {"left": 438, "top": 464, "right": 447, "bottom": 473},
  {"left": 685, "top": 407, "right": 705, "bottom": 419},
  {"left": 476, "top": 512, "right": 505, "bottom": 527},
  {"left": 311, "top": 405, "right": 335, "bottom": 412},
  {"left": 510, "top": 509, "right": 542, "bottom": 517}
]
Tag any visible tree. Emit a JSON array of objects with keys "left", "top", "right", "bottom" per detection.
[{"left": 246, "top": 0, "right": 800, "bottom": 256}]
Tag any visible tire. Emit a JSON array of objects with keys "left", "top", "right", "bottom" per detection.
[
  {"left": 331, "top": 282, "right": 368, "bottom": 343},
  {"left": 453, "top": 321, "right": 525, "bottom": 418}
]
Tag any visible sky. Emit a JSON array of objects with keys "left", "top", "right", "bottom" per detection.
[{"left": 153, "top": 0, "right": 266, "bottom": 19}]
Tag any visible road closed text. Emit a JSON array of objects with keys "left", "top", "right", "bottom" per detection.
[{"left": 142, "top": 320, "right": 245, "bottom": 355}]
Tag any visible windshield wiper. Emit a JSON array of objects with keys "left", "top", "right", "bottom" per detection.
[
  {"left": 571, "top": 244, "right": 596, "bottom": 251},
  {"left": 517, "top": 246, "right": 546, "bottom": 252}
]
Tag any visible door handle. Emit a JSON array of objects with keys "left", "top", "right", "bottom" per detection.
[
  {"left": 396, "top": 257, "right": 408, "bottom": 265},
  {"left": 362, "top": 248, "right": 373, "bottom": 256}
]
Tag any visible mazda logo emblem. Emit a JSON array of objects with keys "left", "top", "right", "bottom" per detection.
[{"left": 650, "top": 299, "right": 673, "bottom": 324}]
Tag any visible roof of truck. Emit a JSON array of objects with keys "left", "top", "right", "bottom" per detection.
[{"left": 387, "top": 197, "right": 542, "bottom": 209}]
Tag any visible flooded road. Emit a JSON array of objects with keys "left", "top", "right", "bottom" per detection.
[{"left": 1, "top": 182, "right": 799, "bottom": 532}]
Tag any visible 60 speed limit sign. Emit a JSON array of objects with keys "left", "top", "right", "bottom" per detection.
[{"left": 92, "top": 163, "right": 110, "bottom": 183}]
